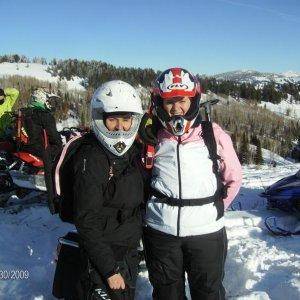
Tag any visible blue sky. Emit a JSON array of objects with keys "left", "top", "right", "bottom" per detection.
[{"left": 1, "top": 0, "right": 299, "bottom": 75}]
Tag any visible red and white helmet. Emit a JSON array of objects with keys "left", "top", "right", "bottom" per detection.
[{"left": 151, "top": 67, "right": 202, "bottom": 136}]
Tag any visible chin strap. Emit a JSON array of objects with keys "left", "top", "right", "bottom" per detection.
[{"left": 167, "top": 116, "right": 193, "bottom": 136}]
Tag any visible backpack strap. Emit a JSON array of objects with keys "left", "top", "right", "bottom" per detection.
[
  {"left": 150, "top": 187, "right": 224, "bottom": 206},
  {"left": 201, "top": 121, "right": 221, "bottom": 176},
  {"left": 201, "top": 121, "right": 228, "bottom": 218}
]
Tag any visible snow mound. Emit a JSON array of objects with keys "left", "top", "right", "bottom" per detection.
[{"left": 0, "top": 63, "right": 85, "bottom": 91}]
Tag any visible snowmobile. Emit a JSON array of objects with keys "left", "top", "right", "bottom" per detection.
[
  {"left": 264, "top": 215, "right": 300, "bottom": 236},
  {"left": 0, "top": 126, "right": 87, "bottom": 212},
  {"left": 260, "top": 169, "right": 300, "bottom": 213},
  {"left": 0, "top": 148, "right": 47, "bottom": 211},
  {"left": 260, "top": 170, "right": 300, "bottom": 235},
  {"left": 0, "top": 111, "right": 45, "bottom": 207}
]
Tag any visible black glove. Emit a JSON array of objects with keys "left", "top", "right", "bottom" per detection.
[{"left": 138, "top": 113, "right": 160, "bottom": 146}]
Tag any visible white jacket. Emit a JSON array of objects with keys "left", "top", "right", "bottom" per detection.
[{"left": 145, "top": 123, "right": 242, "bottom": 237}]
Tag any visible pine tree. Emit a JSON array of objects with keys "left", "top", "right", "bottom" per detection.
[
  {"left": 231, "top": 132, "right": 238, "bottom": 152},
  {"left": 239, "top": 133, "right": 250, "bottom": 165},
  {"left": 254, "top": 139, "right": 264, "bottom": 165}
]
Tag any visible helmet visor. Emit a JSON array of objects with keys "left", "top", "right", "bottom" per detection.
[{"left": 92, "top": 108, "right": 142, "bottom": 140}]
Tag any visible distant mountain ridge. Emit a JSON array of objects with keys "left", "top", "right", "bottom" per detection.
[{"left": 213, "top": 70, "right": 300, "bottom": 85}]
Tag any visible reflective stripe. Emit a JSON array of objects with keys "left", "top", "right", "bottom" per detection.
[
  {"left": 58, "top": 237, "right": 79, "bottom": 248},
  {"left": 55, "top": 135, "right": 82, "bottom": 196}
]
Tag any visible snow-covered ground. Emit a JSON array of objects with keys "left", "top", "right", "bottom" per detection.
[
  {"left": 0, "top": 155, "right": 299, "bottom": 300},
  {"left": 0, "top": 63, "right": 85, "bottom": 91}
]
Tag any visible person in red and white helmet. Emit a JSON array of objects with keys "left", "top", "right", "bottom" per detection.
[
  {"left": 140, "top": 67, "right": 242, "bottom": 300},
  {"left": 151, "top": 67, "right": 201, "bottom": 136}
]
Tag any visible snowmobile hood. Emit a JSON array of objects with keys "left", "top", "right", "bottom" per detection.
[{"left": 261, "top": 171, "right": 300, "bottom": 197}]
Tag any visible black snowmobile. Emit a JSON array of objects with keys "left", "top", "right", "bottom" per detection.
[{"left": 260, "top": 170, "right": 300, "bottom": 235}]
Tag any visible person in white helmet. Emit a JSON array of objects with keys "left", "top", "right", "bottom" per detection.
[{"left": 71, "top": 80, "right": 144, "bottom": 300}]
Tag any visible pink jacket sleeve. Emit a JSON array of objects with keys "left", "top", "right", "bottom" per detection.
[{"left": 213, "top": 123, "right": 242, "bottom": 209}]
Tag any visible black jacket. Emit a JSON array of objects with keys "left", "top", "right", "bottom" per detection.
[
  {"left": 72, "top": 134, "right": 143, "bottom": 279},
  {"left": 21, "top": 107, "right": 62, "bottom": 160}
]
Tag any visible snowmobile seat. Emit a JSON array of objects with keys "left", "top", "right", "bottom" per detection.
[{"left": 13, "top": 152, "right": 44, "bottom": 168}]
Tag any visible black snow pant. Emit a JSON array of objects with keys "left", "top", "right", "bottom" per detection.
[
  {"left": 77, "top": 248, "right": 140, "bottom": 300},
  {"left": 53, "top": 238, "right": 140, "bottom": 300},
  {"left": 143, "top": 226, "right": 228, "bottom": 300},
  {"left": 80, "top": 250, "right": 139, "bottom": 300}
]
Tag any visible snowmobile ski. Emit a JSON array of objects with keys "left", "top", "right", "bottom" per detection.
[{"left": 264, "top": 215, "right": 300, "bottom": 236}]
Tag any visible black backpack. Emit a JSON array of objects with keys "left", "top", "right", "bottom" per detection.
[{"left": 49, "top": 132, "right": 98, "bottom": 223}]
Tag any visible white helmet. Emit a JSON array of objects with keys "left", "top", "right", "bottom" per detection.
[{"left": 91, "top": 80, "right": 143, "bottom": 156}]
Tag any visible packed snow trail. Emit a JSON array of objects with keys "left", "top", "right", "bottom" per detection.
[{"left": 0, "top": 163, "right": 299, "bottom": 299}]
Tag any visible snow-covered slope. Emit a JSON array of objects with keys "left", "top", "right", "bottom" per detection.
[
  {"left": 259, "top": 99, "right": 300, "bottom": 119},
  {"left": 0, "top": 63, "right": 85, "bottom": 91},
  {"left": 208, "top": 89, "right": 300, "bottom": 120},
  {"left": 213, "top": 70, "right": 300, "bottom": 85},
  {"left": 0, "top": 151, "right": 299, "bottom": 299}
]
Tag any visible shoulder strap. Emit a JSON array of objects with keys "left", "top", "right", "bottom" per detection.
[{"left": 201, "top": 121, "right": 221, "bottom": 176}]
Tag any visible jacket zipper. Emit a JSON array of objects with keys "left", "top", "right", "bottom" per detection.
[
  {"left": 176, "top": 136, "right": 182, "bottom": 237},
  {"left": 83, "top": 158, "right": 87, "bottom": 172}
]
